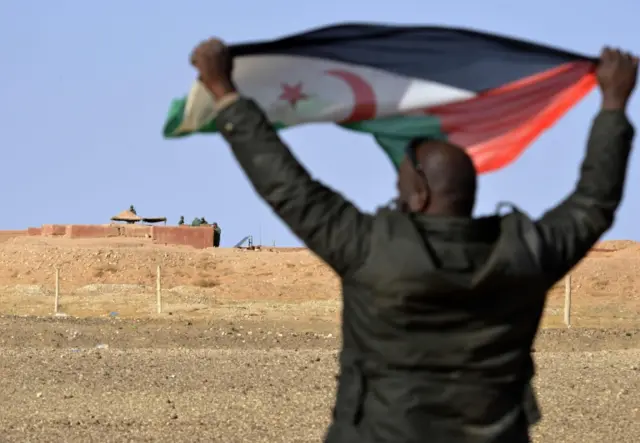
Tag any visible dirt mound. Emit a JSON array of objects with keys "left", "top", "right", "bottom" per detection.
[
  {"left": 547, "top": 240, "right": 640, "bottom": 298},
  {"left": 0, "top": 237, "right": 637, "bottom": 324},
  {"left": 0, "top": 236, "right": 338, "bottom": 302}
]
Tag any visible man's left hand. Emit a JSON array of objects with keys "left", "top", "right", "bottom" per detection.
[{"left": 190, "top": 38, "right": 236, "bottom": 99}]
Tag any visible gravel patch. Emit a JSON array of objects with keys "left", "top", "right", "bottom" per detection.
[{"left": 0, "top": 317, "right": 637, "bottom": 442}]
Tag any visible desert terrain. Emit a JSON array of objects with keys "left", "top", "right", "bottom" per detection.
[{"left": 0, "top": 235, "right": 638, "bottom": 442}]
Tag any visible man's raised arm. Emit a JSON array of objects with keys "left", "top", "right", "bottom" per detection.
[
  {"left": 535, "top": 48, "right": 637, "bottom": 282},
  {"left": 190, "top": 39, "right": 373, "bottom": 276}
]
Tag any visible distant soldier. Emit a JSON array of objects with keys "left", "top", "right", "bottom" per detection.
[
  {"left": 200, "top": 217, "right": 209, "bottom": 225},
  {"left": 178, "top": 215, "right": 185, "bottom": 226},
  {"left": 212, "top": 222, "right": 222, "bottom": 247},
  {"left": 129, "top": 205, "right": 137, "bottom": 215},
  {"left": 191, "top": 217, "right": 202, "bottom": 227}
]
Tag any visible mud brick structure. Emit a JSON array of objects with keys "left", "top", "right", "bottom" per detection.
[{"left": 1, "top": 224, "right": 214, "bottom": 249}]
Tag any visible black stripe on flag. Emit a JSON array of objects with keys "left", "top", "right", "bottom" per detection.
[{"left": 231, "top": 23, "right": 595, "bottom": 92}]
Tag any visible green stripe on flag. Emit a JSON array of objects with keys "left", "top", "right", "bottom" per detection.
[
  {"left": 163, "top": 97, "right": 220, "bottom": 137},
  {"left": 163, "top": 98, "right": 189, "bottom": 138},
  {"left": 342, "top": 115, "right": 445, "bottom": 168}
]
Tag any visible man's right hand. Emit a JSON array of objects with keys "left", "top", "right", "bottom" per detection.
[{"left": 597, "top": 47, "right": 638, "bottom": 111}]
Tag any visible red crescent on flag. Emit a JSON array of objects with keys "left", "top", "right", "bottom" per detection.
[{"left": 325, "top": 70, "right": 377, "bottom": 122}]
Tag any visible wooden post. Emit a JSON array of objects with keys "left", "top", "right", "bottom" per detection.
[
  {"left": 54, "top": 267, "right": 60, "bottom": 314},
  {"left": 156, "top": 265, "right": 162, "bottom": 314},
  {"left": 564, "top": 274, "right": 572, "bottom": 327}
]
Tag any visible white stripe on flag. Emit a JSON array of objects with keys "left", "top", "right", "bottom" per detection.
[{"left": 177, "top": 54, "right": 477, "bottom": 133}]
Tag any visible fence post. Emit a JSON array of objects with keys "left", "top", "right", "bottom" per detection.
[
  {"left": 564, "top": 273, "right": 572, "bottom": 327},
  {"left": 54, "top": 267, "right": 60, "bottom": 314},
  {"left": 156, "top": 265, "right": 162, "bottom": 314}
]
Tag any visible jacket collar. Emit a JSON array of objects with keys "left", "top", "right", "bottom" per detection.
[{"left": 411, "top": 213, "right": 502, "bottom": 243}]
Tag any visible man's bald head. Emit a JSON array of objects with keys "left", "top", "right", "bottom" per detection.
[{"left": 397, "top": 138, "right": 477, "bottom": 216}]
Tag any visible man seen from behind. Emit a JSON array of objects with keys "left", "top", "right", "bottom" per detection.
[{"left": 190, "top": 40, "right": 637, "bottom": 443}]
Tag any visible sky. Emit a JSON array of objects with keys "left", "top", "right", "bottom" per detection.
[{"left": 1, "top": 1, "right": 638, "bottom": 247}]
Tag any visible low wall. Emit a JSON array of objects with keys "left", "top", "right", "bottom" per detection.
[
  {"left": 151, "top": 226, "right": 214, "bottom": 249},
  {"left": 120, "top": 225, "right": 152, "bottom": 238},
  {"left": 41, "top": 224, "right": 67, "bottom": 236},
  {"left": 21, "top": 223, "right": 211, "bottom": 249},
  {"left": 66, "top": 224, "right": 120, "bottom": 239}
]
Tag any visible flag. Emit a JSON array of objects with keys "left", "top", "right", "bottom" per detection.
[{"left": 163, "top": 23, "right": 597, "bottom": 173}]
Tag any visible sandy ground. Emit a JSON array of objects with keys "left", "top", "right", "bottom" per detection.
[
  {"left": 0, "top": 236, "right": 639, "bottom": 442},
  {"left": 0, "top": 317, "right": 637, "bottom": 443}
]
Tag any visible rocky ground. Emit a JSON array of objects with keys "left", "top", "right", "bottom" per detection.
[
  {"left": 0, "top": 237, "right": 639, "bottom": 441},
  {"left": 0, "top": 316, "right": 638, "bottom": 443}
]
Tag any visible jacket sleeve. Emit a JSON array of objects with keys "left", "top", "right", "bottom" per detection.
[
  {"left": 216, "top": 97, "right": 373, "bottom": 276},
  {"left": 535, "top": 110, "right": 635, "bottom": 282}
]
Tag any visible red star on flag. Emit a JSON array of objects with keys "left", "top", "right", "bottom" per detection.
[{"left": 279, "top": 82, "right": 308, "bottom": 107}]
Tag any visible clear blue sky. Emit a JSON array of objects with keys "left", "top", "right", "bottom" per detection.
[{"left": 1, "top": 1, "right": 638, "bottom": 246}]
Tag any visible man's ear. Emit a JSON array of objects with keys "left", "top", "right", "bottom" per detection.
[{"left": 408, "top": 186, "right": 429, "bottom": 213}]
